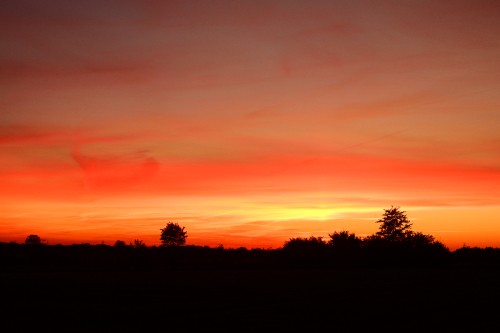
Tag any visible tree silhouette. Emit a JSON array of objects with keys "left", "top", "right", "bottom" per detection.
[
  {"left": 375, "top": 206, "right": 413, "bottom": 241},
  {"left": 160, "top": 222, "right": 187, "bottom": 246},
  {"left": 362, "top": 207, "right": 451, "bottom": 266},
  {"left": 24, "top": 234, "right": 43, "bottom": 245}
]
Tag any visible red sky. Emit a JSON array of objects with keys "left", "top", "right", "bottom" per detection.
[{"left": 1, "top": 0, "right": 500, "bottom": 250}]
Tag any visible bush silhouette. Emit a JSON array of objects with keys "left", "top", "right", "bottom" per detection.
[
  {"left": 114, "top": 240, "right": 127, "bottom": 247},
  {"left": 328, "top": 231, "right": 362, "bottom": 251},
  {"left": 132, "top": 239, "right": 146, "bottom": 248},
  {"left": 282, "top": 236, "right": 327, "bottom": 252}
]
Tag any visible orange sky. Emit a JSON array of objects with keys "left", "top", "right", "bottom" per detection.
[{"left": 1, "top": 0, "right": 500, "bottom": 250}]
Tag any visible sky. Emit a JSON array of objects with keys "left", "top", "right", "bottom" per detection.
[{"left": 1, "top": 0, "right": 500, "bottom": 250}]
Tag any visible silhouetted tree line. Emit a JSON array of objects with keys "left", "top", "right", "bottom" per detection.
[{"left": 1, "top": 208, "right": 500, "bottom": 271}]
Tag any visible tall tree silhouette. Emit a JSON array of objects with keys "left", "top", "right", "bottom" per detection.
[
  {"left": 160, "top": 222, "right": 187, "bottom": 246},
  {"left": 375, "top": 206, "right": 413, "bottom": 241}
]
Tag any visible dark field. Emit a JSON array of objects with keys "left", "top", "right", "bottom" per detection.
[{"left": 3, "top": 266, "right": 500, "bottom": 332}]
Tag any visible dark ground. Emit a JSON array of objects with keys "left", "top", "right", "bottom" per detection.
[{"left": 3, "top": 266, "right": 500, "bottom": 333}]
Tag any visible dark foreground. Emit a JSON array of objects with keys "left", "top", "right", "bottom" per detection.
[{"left": 3, "top": 266, "right": 500, "bottom": 333}]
